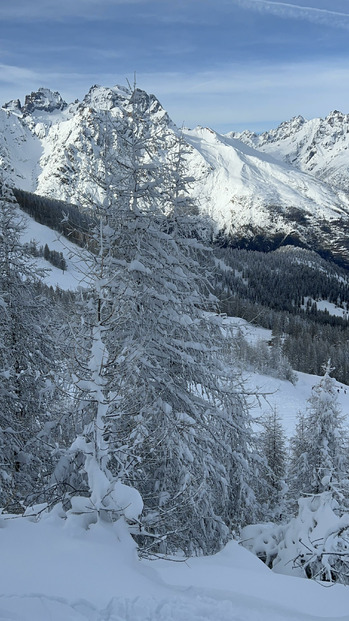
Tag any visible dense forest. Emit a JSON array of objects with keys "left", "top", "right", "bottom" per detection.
[{"left": 214, "top": 246, "right": 349, "bottom": 384}]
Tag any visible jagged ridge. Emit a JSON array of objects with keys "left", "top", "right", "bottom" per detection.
[{"left": 1, "top": 86, "right": 349, "bottom": 265}]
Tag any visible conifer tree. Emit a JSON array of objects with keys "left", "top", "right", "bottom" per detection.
[
  {"left": 288, "top": 362, "right": 348, "bottom": 506},
  {"left": 57, "top": 83, "right": 257, "bottom": 553},
  {"left": 0, "top": 181, "right": 59, "bottom": 511},
  {"left": 258, "top": 408, "right": 287, "bottom": 520}
]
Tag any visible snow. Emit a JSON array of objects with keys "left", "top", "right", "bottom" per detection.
[
  {"left": 183, "top": 125, "right": 349, "bottom": 236},
  {"left": 19, "top": 208, "right": 90, "bottom": 290},
  {"left": 223, "top": 316, "right": 349, "bottom": 437},
  {"left": 241, "top": 493, "right": 349, "bottom": 584},
  {"left": 1, "top": 513, "right": 349, "bottom": 621},
  {"left": 0, "top": 108, "right": 43, "bottom": 191},
  {"left": 232, "top": 110, "right": 349, "bottom": 192},
  {"left": 303, "top": 296, "right": 349, "bottom": 319}
]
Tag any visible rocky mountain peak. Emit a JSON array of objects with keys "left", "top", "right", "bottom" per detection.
[
  {"left": 22, "top": 88, "right": 67, "bottom": 115},
  {"left": 81, "top": 84, "right": 130, "bottom": 111},
  {"left": 2, "top": 98, "right": 22, "bottom": 113},
  {"left": 259, "top": 115, "right": 306, "bottom": 145}
]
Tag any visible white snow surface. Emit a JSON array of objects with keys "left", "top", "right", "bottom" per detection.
[
  {"left": 223, "top": 316, "right": 349, "bottom": 437},
  {"left": 229, "top": 111, "right": 349, "bottom": 192},
  {"left": 19, "top": 209, "right": 90, "bottom": 290},
  {"left": 1, "top": 512, "right": 349, "bottom": 621},
  {"left": 183, "top": 126, "right": 349, "bottom": 235}
]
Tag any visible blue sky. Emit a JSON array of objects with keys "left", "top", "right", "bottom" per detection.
[{"left": 1, "top": 0, "right": 349, "bottom": 132}]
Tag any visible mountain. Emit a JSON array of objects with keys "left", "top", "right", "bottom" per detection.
[
  {"left": 182, "top": 126, "right": 349, "bottom": 263},
  {"left": 2, "top": 86, "right": 349, "bottom": 265},
  {"left": 228, "top": 110, "right": 349, "bottom": 191}
]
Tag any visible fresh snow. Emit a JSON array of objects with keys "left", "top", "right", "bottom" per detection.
[
  {"left": 245, "top": 369, "right": 349, "bottom": 438},
  {"left": 19, "top": 209, "right": 90, "bottom": 290},
  {"left": 1, "top": 513, "right": 349, "bottom": 621},
  {"left": 224, "top": 316, "right": 349, "bottom": 437}
]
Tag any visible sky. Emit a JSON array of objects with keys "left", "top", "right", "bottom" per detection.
[{"left": 1, "top": 0, "right": 349, "bottom": 133}]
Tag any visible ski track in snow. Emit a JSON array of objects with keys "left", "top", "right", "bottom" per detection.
[{"left": 3, "top": 593, "right": 347, "bottom": 621}]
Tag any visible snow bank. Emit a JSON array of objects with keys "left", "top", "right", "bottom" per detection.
[{"left": 1, "top": 514, "right": 349, "bottom": 620}]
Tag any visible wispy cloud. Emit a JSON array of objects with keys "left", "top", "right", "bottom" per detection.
[
  {"left": 0, "top": 0, "right": 151, "bottom": 21},
  {"left": 235, "top": 0, "right": 349, "bottom": 29},
  {"left": 3, "top": 58, "right": 348, "bottom": 132},
  {"left": 138, "top": 59, "right": 349, "bottom": 130}
]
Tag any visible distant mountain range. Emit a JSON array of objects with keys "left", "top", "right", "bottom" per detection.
[{"left": 2, "top": 86, "right": 349, "bottom": 265}]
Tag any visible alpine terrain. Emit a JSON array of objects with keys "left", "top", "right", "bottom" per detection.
[
  {"left": 1, "top": 84, "right": 349, "bottom": 621},
  {"left": 2, "top": 86, "right": 349, "bottom": 264}
]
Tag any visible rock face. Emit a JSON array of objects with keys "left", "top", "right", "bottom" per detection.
[
  {"left": 3, "top": 99, "right": 22, "bottom": 113},
  {"left": 3, "top": 88, "right": 68, "bottom": 116},
  {"left": 22, "top": 88, "right": 67, "bottom": 114},
  {"left": 1, "top": 85, "right": 349, "bottom": 265}
]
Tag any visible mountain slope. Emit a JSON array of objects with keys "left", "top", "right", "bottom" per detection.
[
  {"left": 184, "top": 126, "right": 349, "bottom": 250},
  {"left": 2, "top": 86, "right": 349, "bottom": 264},
  {"left": 228, "top": 111, "right": 349, "bottom": 191}
]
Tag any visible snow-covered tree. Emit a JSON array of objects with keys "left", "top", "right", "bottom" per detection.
[
  {"left": 55, "top": 83, "right": 257, "bottom": 553},
  {"left": 241, "top": 492, "right": 349, "bottom": 584},
  {"left": 257, "top": 408, "right": 287, "bottom": 520},
  {"left": 242, "top": 363, "right": 349, "bottom": 583},
  {"left": 0, "top": 181, "right": 60, "bottom": 511},
  {"left": 288, "top": 362, "right": 348, "bottom": 505}
]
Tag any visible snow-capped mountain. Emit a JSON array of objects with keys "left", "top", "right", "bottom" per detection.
[
  {"left": 2, "top": 86, "right": 349, "bottom": 264},
  {"left": 182, "top": 126, "right": 349, "bottom": 262},
  {"left": 228, "top": 111, "right": 349, "bottom": 191}
]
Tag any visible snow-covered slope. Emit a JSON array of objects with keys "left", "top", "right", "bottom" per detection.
[
  {"left": 19, "top": 208, "right": 90, "bottom": 290},
  {"left": 223, "top": 316, "right": 349, "bottom": 437},
  {"left": 229, "top": 111, "right": 349, "bottom": 191},
  {"left": 2, "top": 86, "right": 349, "bottom": 264},
  {"left": 183, "top": 126, "right": 349, "bottom": 246},
  {"left": 1, "top": 511, "right": 349, "bottom": 621}
]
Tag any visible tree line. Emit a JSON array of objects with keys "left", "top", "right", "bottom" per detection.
[{"left": 214, "top": 246, "right": 349, "bottom": 384}]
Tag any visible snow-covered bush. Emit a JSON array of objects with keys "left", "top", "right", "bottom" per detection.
[{"left": 241, "top": 492, "right": 349, "bottom": 584}]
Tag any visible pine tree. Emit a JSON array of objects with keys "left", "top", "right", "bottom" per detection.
[
  {"left": 0, "top": 181, "right": 60, "bottom": 511},
  {"left": 288, "top": 362, "right": 348, "bottom": 506},
  {"left": 55, "top": 82, "right": 257, "bottom": 553}
]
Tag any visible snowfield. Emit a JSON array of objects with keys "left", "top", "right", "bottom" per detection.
[
  {"left": 19, "top": 208, "right": 91, "bottom": 290},
  {"left": 1, "top": 513, "right": 349, "bottom": 621},
  {"left": 223, "top": 316, "right": 349, "bottom": 436}
]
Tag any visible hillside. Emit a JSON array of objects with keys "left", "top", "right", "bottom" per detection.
[{"left": 2, "top": 86, "right": 349, "bottom": 265}]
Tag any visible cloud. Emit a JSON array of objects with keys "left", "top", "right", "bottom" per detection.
[
  {"left": 0, "top": 0, "right": 151, "bottom": 21},
  {"left": 234, "top": 0, "right": 349, "bottom": 30},
  {"left": 138, "top": 60, "right": 349, "bottom": 130},
  {"left": 2, "top": 58, "right": 349, "bottom": 132}
]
